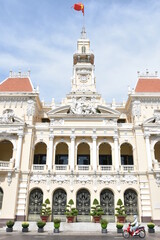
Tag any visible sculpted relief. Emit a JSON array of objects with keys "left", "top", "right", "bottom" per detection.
[{"left": 68, "top": 97, "right": 99, "bottom": 115}]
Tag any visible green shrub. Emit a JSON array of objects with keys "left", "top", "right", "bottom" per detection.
[
  {"left": 54, "top": 219, "right": 61, "bottom": 229},
  {"left": 40, "top": 198, "right": 52, "bottom": 216},
  {"left": 147, "top": 223, "right": 155, "bottom": 229},
  {"left": 90, "top": 198, "right": 104, "bottom": 217},
  {"left": 116, "top": 223, "right": 124, "bottom": 229},
  {"left": 6, "top": 220, "right": 14, "bottom": 228},
  {"left": 115, "top": 199, "right": 126, "bottom": 217},
  {"left": 36, "top": 221, "right": 46, "bottom": 228},
  {"left": 22, "top": 222, "right": 29, "bottom": 228},
  {"left": 65, "top": 199, "right": 78, "bottom": 217},
  {"left": 100, "top": 219, "right": 108, "bottom": 229}
]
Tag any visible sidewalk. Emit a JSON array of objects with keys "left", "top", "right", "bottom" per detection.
[{"left": 0, "top": 222, "right": 160, "bottom": 234}]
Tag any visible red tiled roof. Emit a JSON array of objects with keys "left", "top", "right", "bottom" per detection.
[
  {"left": 135, "top": 78, "right": 160, "bottom": 92},
  {"left": 0, "top": 77, "right": 33, "bottom": 92}
]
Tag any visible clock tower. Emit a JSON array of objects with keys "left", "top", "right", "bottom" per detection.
[{"left": 71, "top": 27, "right": 97, "bottom": 94}]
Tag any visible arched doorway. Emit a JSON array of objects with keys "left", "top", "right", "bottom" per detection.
[
  {"left": 76, "top": 189, "right": 90, "bottom": 222},
  {"left": 77, "top": 143, "right": 90, "bottom": 170},
  {"left": 55, "top": 143, "right": 68, "bottom": 170},
  {"left": 34, "top": 142, "right": 47, "bottom": 165},
  {"left": 121, "top": 143, "right": 134, "bottom": 171},
  {"left": 100, "top": 189, "right": 114, "bottom": 222},
  {"left": 154, "top": 141, "right": 160, "bottom": 163},
  {"left": 52, "top": 189, "right": 67, "bottom": 221},
  {"left": 28, "top": 188, "right": 43, "bottom": 221},
  {"left": 124, "top": 189, "right": 138, "bottom": 221},
  {"left": 99, "top": 143, "right": 112, "bottom": 170},
  {"left": 0, "top": 188, "right": 3, "bottom": 210},
  {"left": 0, "top": 140, "right": 13, "bottom": 161}
]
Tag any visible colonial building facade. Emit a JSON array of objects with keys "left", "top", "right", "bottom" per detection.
[{"left": 0, "top": 28, "right": 160, "bottom": 224}]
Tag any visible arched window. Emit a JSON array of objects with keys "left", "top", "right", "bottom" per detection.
[
  {"left": 52, "top": 189, "right": 67, "bottom": 220},
  {"left": 99, "top": 143, "right": 112, "bottom": 165},
  {"left": 0, "top": 140, "right": 13, "bottom": 161},
  {"left": 124, "top": 189, "right": 138, "bottom": 216},
  {"left": 100, "top": 189, "right": 114, "bottom": 222},
  {"left": 121, "top": 143, "right": 133, "bottom": 165},
  {"left": 34, "top": 142, "right": 47, "bottom": 164},
  {"left": 0, "top": 188, "right": 3, "bottom": 209},
  {"left": 77, "top": 143, "right": 90, "bottom": 165},
  {"left": 55, "top": 143, "right": 68, "bottom": 165},
  {"left": 28, "top": 188, "right": 43, "bottom": 221},
  {"left": 154, "top": 141, "right": 160, "bottom": 162},
  {"left": 82, "top": 46, "right": 86, "bottom": 54}
]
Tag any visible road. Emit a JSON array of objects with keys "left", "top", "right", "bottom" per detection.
[{"left": 0, "top": 233, "right": 160, "bottom": 240}]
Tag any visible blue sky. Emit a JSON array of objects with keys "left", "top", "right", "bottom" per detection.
[{"left": 0, "top": 0, "right": 160, "bottom": 103}]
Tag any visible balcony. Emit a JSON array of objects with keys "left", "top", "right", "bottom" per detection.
[
  {"left": 121, "top": 165, "right": 135, "bottom": 172},
  {"left": 54, "top": 165, "right": 69, "bottom": 171},
  {"left": 32, "top": 164, "right": 46, "bottom": 171},
  {"left": 99, "top": 165, "right": 113, "bottom": 171},
  {"left": 76, "top": 165, "right": 91, "bottom": 171},
  {"left": 0, "top": 158, "right": 14, "bottom": 170}
]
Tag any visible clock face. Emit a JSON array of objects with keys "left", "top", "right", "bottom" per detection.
[{"left": 80, "top": 75, "right": 87, "bottom": 82}]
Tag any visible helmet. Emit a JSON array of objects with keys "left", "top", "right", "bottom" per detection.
[{"left": 134, "top": 215, "right": 137, "bottom": 219}]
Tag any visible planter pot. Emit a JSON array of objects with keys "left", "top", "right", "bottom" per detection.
[
  {"left": 117, "top": 228, "right": 123, "bottom": 233},
  {"left": 101, "top": 228, "right": 107, "bottom": 233},
  {"left": 40, "top": 216, "right": 48, "bottom": 222},
  {"left": 22, "top": 228, "right": 29, "bottom": 232},
  {"left": 67, "top": 216, "right": 74, "bottom": 223},
  {"left": 117, "top": 216, "right": 125, "bottom": 223},
  {"left": 148, "top": 228, "right": 155, "bottom": 233},
  {"left": 93, "top": 216, "right": 101, "bottom": 223},
  {"left": 54, "top": 228, "right": 59, "bottom": 233},
  {"left": 6, "top": 228, "right": 13, "bottom": 232},
  {"left": 38, "top": 228, "right": 44, "bottom": 233}
]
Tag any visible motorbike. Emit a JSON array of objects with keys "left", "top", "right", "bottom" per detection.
[{"left": 123, "top": 223, "right": 146, "bottom": 238}]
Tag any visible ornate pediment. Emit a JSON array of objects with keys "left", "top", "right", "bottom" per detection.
[
  {"left": 143, "top": 110, "right": 160, "bottom": 124},
  {"left": 0, "top": 109, "right": 24, "bottom": 124}
]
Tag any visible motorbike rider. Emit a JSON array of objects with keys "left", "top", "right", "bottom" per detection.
[{"left": 130, "top": 215, "right": 139, "bottom": 235}]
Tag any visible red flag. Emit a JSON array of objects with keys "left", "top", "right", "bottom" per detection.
[{"left": 73, "top": 3, "right": 84, "bottom": 15}]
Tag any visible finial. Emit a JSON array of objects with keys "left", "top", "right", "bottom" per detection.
[{"left": 81, "top": 27, "right": 86, "bottom": 39}]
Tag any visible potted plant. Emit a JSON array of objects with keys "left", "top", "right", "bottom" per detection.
[
  {"left": 40, "top": 198, "right": 52, "bottom": 222},
  {"left": 115, "top": 199, "right": 126, "bottom": 223},
  {"left": 90, "top": 198, "right": 104, "bottom": 223},
  {"left": 100, "top": 219, "right": 108, "bottom": 233},
  {"left": 37, "top": 220, "right": 46, "bottom": 233},
  {"left": 147, "top": 222, "right": 155, "bottom": 233},
  {"left": 116, "top": 222, "right": 124, "bottom": 233},
  {"left": 22, "top": 222, "right": 29, "bottom": 232},
  {"left": 53, "top": 218, "right": 61, "bottom": 233},
  {"left": 6, "top": 220, "right": 14, "bottom": 232},
  {"left": 65, "top": 199, "right": 78, "bottom": 223}
]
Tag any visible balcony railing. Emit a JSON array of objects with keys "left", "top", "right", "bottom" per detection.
[
  {"left": 0, "top": 161, "right": 10, "bottom": 168},
  {"left": 122, "top": 165, "right": 134, "bottom": 171},
  {"left": 99, "top": 165, "right": 113, "bottom": 171},
  {"left": 77, "top": 165, "right": 90, "bottom": 171},
  {"left": 54, "top": 165, "right": 68, "bottom": 171},
  {"left": 32, "top": 164, "right": 46, "bottom": 171}
]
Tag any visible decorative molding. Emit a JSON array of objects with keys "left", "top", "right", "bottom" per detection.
[
  {"left": 50, "top": 119, "right": 64, "bottom": 126},
  {"left": 76, "top": 175, "right": 91, "bottom": 185},
  {"left": 53, "top": 175, "right": 69, "bottom": 184},
  {"left": 27, "top": 100, "right": 35, "bottom": 116},
  {"left": 122, "top": 175, "right": 137, "bottom": 185},
  {"left": 30, "top": 174, "right": 46, "bottom": 183},
  {"left": 155, "top": 173, "right": 160, "bottom": 187},
  {"left": 132, "top": 101, "right": 141, "bottom": 118},
  {"left": 0, "top": 109, "right": 15, "bottom": 124},
  {"left": 98, "top": 175, "right": 115, "bottom": 184}
]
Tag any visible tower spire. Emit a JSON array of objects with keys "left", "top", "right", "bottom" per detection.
[{"left": 81, "top": 26, "right": 86, "bottom": 39}]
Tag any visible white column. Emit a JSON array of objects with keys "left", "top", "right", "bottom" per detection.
[
  {"left": 145, "top": 133, "right": 152, "bottom": 170},
  {"left": 92, "top": 136, "right": 97, "bottom": 171},
  {"left": 15, "top": 133, "right": 23, "bottom": 169},
  {"left": 70, "top": 136, "right": 75, "bottom": 171},
  {"left": 114, "top": 136, "right": 119, "bottom": 171},
  {"left": 48, "top": 136, "right": 54, "bottom": 170}
]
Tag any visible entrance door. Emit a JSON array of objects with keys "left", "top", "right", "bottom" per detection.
[
  {"left": 100, "top": 189, "right": 115, "bottom": 222},
  {"left": 124, "top": 189, "right": 138, "bottom": 221},
  {"left": 52, "top": 189, "right": 67, "bottom": 221},
  {"left": 28, "top": 188, "right": 43, "bottom": 221},
  {"left": 76, "top": 189, "right": 90, "bottom": 222}
]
